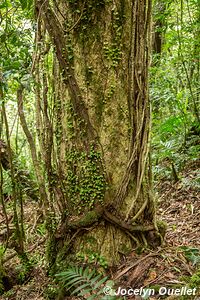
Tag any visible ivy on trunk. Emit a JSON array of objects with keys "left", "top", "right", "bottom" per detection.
[{"left": 32, "top": 0, "right": 163, "bottom": 269}]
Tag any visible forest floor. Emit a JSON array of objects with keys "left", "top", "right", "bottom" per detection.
[{"left": 1, "top": 159, "right": 200, "bottom": 300}]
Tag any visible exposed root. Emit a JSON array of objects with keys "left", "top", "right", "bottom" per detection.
[
  {"left": 103, "top": 210, "right": 154, "bottom": 233},
  {"left": 113, "top": 250, "right": 162, "bottom": 280},
  {"left": 130, "top": 197, "right": 148, "bottom": 223}
]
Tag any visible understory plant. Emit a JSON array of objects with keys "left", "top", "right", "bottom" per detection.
[{"left": 55, "top": 265, "right": 119, "bottom": 300}]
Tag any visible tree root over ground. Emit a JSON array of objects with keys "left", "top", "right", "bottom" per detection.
[{"left": 1, "top": 163, "right": 200, "bottom": 299}]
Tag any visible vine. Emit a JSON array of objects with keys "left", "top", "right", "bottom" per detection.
[
  {"left": 103, "top": 4, "right": 125, "bottom": 68},
  {"left": 65, "top": 146, "right": 106, "bottom": 214},
  {"left": 68, "top": 0, "right": 106, "bottom": 35}
]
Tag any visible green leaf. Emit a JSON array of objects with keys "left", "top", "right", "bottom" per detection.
[
  {"left": 87, "top": 268, "right": 96, "bottom": 279},
  {"left": 94, "top": 276, "right": 108, "bottom": 289},
  {"left": 83, "top": 266, "right": 90, "bottom": 277},
  {"left": 65, "top": 277, "right": 85, "bottom": 288},
  {"left": 27, "top": 0, "right": 33, "bottom": 10},
  {"left": 90, "top": 273, "right": 102, "bottom": 285},
  {"left": 87, "top": 295, "right": 98, "bottom": 300},
  {"left": 72, "top": 282, "right": 92, "bottom": 295},
  {"left": 19, "top": 0, "right": 27, "bottom": 10},
  {"left": 78, "top": 289, "right": 93, "bottom": 297},
  {"left": 0, "top": 1, "right": 8, "bottom": 9}
]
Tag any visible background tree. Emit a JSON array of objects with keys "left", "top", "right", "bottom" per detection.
[{"left": 151, "top": 0, "right": 200, "bottom": 182}]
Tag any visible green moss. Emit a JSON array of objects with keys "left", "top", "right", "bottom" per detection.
[
  {"left": 66, "top": 102, "right": 75, "bottom": 139},
  {"left": 46, "top": 235, "right": 58, "bottom": 274},
  {"left": 190, "top": 273, "right": 200, "bottom": 285},
  {"left": 157, "top": 219, "right": 167, "bottom": 238},
  {"left": 69, "top": 210, "right": 101, "bottom": 229},
  {"left": 43, "top": 284, "right": 59, "bottom": 300},
  {"left": 119, "top": 243, "right": 132, "bottom": 255}
]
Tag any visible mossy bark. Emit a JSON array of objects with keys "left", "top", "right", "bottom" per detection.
[{"left": 34, "top": 0, "right": 162, "bottom": 269}]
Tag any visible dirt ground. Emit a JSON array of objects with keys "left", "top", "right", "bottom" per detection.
[{"left": 1, "top": 160, "right": 200, "bottom": 300}]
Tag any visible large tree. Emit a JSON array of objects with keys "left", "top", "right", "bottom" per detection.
[{"left": 31, "top": 0, "right": 163, "bottom": 269}]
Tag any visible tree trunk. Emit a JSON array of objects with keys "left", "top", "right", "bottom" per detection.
[{"left": 33, "top": 0, "right": 163, "bottom": 269}]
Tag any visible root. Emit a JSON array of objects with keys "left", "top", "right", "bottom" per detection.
[
  {"left": 130, "top": 197, "right": 148, "bottom": 223},
  {"left": 141, "top": 233, "right": 148, "bottom": 248},
  {"left": 67, "top": 208, "right": 103, "bottom": 230},
  {"left": 114, "top": 250, "right": 162, "bottom": 280},
  {"left": 103, "top": 210, "right": 154, "bottom": 232},
  {"left": 126, "top": 231, "right": 140, "bottom": 248}
]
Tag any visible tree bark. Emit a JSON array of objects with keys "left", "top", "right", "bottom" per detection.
[{"left": 33, "top": 0, "right": 163, "bottom": 268}]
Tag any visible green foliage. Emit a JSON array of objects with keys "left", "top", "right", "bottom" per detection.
[
  {"left": 0, "top": 246, "right": 7, "bottom": 295},
  {"left": 68, "top": 0, "right": 106, "bottom": 39},
  {"left": 1, "top": 289, "right": 15, "bottom": 298},
  {"left": 103, "top": 7, "right": 124, "bottom": 68},
  {"left": 19, "top": 0, "right": 33, "bottom": 11},
  {"left": 76, "top": 249, "right": 108, "bottom": 269},
  {"left": 0, "top": 1, "right": 33, "bottom": 80},
  {"left": 0, "top": 246, "right": 6, "bottom": 261},
  {"left": 1, "top": 158, "right": 37, "bottom": 201},
  {"left": 190, "top": 272, "right": 200, "bottom": 286},
  {"left": 55, "top": 266, "right": 117, "bottom": 299},
  {"left": 65, "top": 146, "right": 106, "bottom": 212},
  {"left": 36, "top": 223, "right": 46, "bottom": 236},
  {"left": 181, "top": 269, "right": 200, "bottom": 295},
  {"left": 15, "top": 254, "right": 34, "bottom": 284},
  {"left": 151, "top": 0, "right": 200, "bottom": 182},
  {"left": 44, "top": 283, "right": 59, "bottom": 300},
  {"left": 179, "top": 246, "right": 200, "bottom": 266},
  {"left": 103, "top": 42, "right": 122, "bottom": 67},
  {"left": 2, "top": 170, "right": 12, "bottom": 196}
]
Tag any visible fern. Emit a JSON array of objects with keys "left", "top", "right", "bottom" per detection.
[{"left": 55, "top": 266, "right": 118, "bottom": 299}]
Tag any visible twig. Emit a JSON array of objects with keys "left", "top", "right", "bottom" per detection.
[{"left": 113, "top": 250, "right": 162, "bottom": 280}]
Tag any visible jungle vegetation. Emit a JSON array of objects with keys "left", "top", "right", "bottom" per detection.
[{"left": 0, "top": 0, "right": 199, "bottom": 299}]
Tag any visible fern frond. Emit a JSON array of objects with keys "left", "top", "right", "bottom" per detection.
[
  {"left": 66, "top": 278, "right": 88, "bottom": 290},
  {"left": 90, "top": 273, "right": 102, "bottom": 285},
  {"left": 87, "top": 268, "right": 96, "bottom": 279},
  {"left": 56, "top": 265, "right": 110, "bottom": 299},
  {"left": 87, "top": 294, "right": 98, "bottom": 300},
  {"left": 78, "top": 288, "right": 93, "bottom": 297},
  {"left": 94, "top": 276, "right": 108, "bottom": 289},
  {"left": 72, "top": 282, "right": 92, "bottom": 295}
]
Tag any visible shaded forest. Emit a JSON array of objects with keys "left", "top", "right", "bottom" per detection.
[{"left": 0, "top": 0, "right": 199, "bottom": 299}]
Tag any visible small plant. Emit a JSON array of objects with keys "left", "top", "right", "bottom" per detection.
[
  {"left": 15, "top": 254, "right": 34, "bottom": 284},
  {"left": 181, "top": 269, "right": 200, "bottom": 298},
  {"left": 44, "top": 283, "right": 59, "bottom": 300},
  {"left": 179, "top": 246, "right": 200, "bottom": 266},
  {"left": 37, "top": 223, "right": 46, "bottom": 236},
  {"left": 2, "top": 170, "right": 12, "bottom": 197},
  {"left": 76, "top": 250, "right": 108, "bottom": 269},
  {"left": 190, "top": 271, "right": 200, "bottom": 287},
  {"left": 55, "top": 266, "right": 117, "bottom": 299}
]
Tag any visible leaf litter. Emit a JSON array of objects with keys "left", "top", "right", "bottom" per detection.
[{"left": 1, "top": 160, "right": 200, "bottom": 299}]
